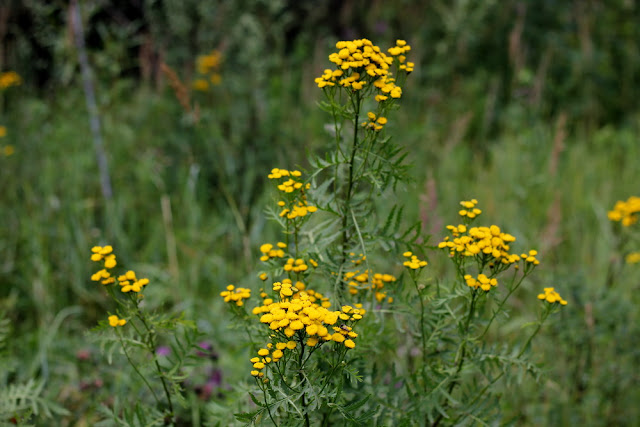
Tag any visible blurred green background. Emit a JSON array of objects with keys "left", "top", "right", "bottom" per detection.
[{"left": 1, "top": 0, "right": 639, "bottom": 425}]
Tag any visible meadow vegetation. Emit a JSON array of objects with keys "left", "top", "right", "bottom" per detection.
[{"left": 1, "top": 1, "right": 640, "bottom": 425}]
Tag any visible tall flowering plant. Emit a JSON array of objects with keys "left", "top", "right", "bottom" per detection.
[
  {"left": 89, "top": 246, "right": 199, "bottom": 425},
  {"left": 221, "top": 39, "right": 416, "bottom": 425}
]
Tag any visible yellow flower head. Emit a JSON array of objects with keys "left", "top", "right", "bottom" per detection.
[
  {"left": 537, "top": 287, "right": 568, "bottom": 305},
  {"left": 108, "top": 315, "right": 127, "bottom": 327},
  {"left": 0, "top": 71, "right": 22, "bottom": 89},
  {"left": 458, "top": 199, "right": 482, "bottom": 219},
  {"left": 315, "top": 39, "right": 412, "bottom": 101},
  {"left": 220, "top": 285, "right": 252, "bottom": 306},
  {"left": 608, "top": 196, "right": 640, "bottom": 227},
  {"left": 403, "top": 252, "right": 428, "bottom": 270},
  {"left": 626, "top": 252, "right": 640, "bottom": 264}
]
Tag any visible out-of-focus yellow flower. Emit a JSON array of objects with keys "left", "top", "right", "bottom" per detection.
[
  {"left": 193, "top": 50, "right": 222, "bottom": 91},
  {"left": 0, "top": 71, "right": 21, "bottom": 89},
  {"left": 192, "top": 79, "right": 209, "bottom": 91},
  {"left": 626, "top": 252, "right": 640, "bottom": 264},
  {"left": 608, "top": 196, "right": 640, "bottom": 227},
  {"left": 537, "top": 287, "right": 568, "bottom": 305}
]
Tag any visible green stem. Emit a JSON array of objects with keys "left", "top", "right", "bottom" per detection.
[
  {"left": 411, "top": 273, "right": 428, "bottom": 369},
  {"left": 258, "top": 379, "right": 278, "bottom": 426},
  {"left": 431, "top": 289, "right": 479, "bottom": 427},
  {"left": 477, "top": 271, "right": 526, "bottom": 340},
  {"left": 135, "top": 309, "right": 174, "bottom": 417},
  {"left": 298, "top": 345, "right": 311, "bottom": 427},
  {"left": 116, "top": 330, "right": 162, "bottom": 406},
  {"left": 339, "top": 92, "right": 361, "bottom": 292},
  {"left": 449, "top": 305, "right": 553, "bottom": 425}
]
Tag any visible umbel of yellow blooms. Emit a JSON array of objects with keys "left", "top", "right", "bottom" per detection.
[
  {"left": 90, "top": 246, "right": 118, "bottom": 285},
  {"left": 91, "top": 245, "right": 117, "bottom": 268},
  {"left": 220, "top": 285, "right": 252, "bottom": 307},
  {"left": 361, "top": 112, "right": 388, "bottom": 131},
  {"left": 438, "top": 223, "right": 522, "bottom": 266},
  {"left": 402, "top": 251, "right": 428, "bottom": 270},
  {"left": 117, "top": 270, "right": 150, "bottom": 293},
  {"left": 315, "top": 39, "right": 413, "bottom": 102},
  {"left": 343, "top": 267, "right": 395, "bottom": 302},
  {"left": 268, "top": 168, "right": 318, "bottom": 219},
  {"left": 259, "top": 242, "right": 286, "bottom": 262},
  {"left": 252, "top": 284, "right": 363, "bottom": 346},
  {"left": 465, "top": 274, "right": 498, "bottom": 292},
  {"left": 283, "top": 258, "right": 310, "bottom": 273},
  {"left": 108, "top": 315, "right": 127, "bottom": 327},
  {"left": 608, "top": 196, "right": 640, "bottom": 227},
  {"left": 248, "top": 289, "right": 365, "bottom": 378},
  {"left": 459, "top": 199, "right": 482, "bottom": 219},
  {"left": 537, "top": 287, "right": 568, "bottom": 306}
]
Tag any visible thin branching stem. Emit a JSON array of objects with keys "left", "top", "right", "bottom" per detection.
[
  {"left": 339, "top": 92, "right": 362, "bottom": 294},
  {"left": 257, "top": 379, "right": 278, "bottom": 426},
  {"left": 410, "top": 272, "right": 428, "bottom": 370},
  {"left": 297, "top": 345, "right": 311, "bottom": 427},
  {"left": 134, "top": 309, "right": 174, "bottom": 417},
  {"left": 116, "top": 330, "right": 162, "bottom": 406},
  {"left": 477, "top": 271, "right": 527, "bottom": 340},
  {"left": 449, "top": 306, "right": 554, "bottom": 425},
  {"left": 432, "top": 289, "right": 479, "bottom": 427}
]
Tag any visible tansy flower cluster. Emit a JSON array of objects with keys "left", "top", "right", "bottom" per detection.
[
  {"left": 108, "top": 314, "right": 127, "bottom": 327},
  {"left": 268, "top": 280, "right": 331, "bottom": 308},
  {"left": 220, "top": 285, "right": 251, "bottom": 307},
  {"left": 439, "top": 224, "right": 517, "bottom": 262},
  {"left": 438, "top": 201, "right": 541, "bottom": 279},
  {"left": 362, "top": 112, "right": 388, "bottom": 131},
  {"left": 193, "top": 49, "right": 222, "bottom": 91},
  {"left": 464, "top": 274, "right": 498, "bottom": 292},
  {"left": 268, "top": 168, "right": 318, "bottom": 220},
  {"left": 252, "top": 289, "right": 363, "bottom": 345},
  {"left": 315, "top": 39, "right": 413, "bottom": 103},
  {"left": 284, "top": 258, "right": 311, "bottom": 273},
  {"left": 608, "top": 196, "right": 640, "bottom": 227},
  {"left": 90, "top": 246, "right": 117, "bottom": 285},
  {"left": 439, "top": 224, "right": 529, "bottom": 268},
  {"left": 343, "top": 268, "right": 396, "bottom": 303},
  {"left": 388, "top": 40, "right": 414, "bottom": 73},
  {"left": 402, "top": 251, "right": 428, "bottom": 270},
  {"left": 247, "top": 281, "right": 365, "bottom": 378},
  {"left": 459, "top": 199, "right": 482, "bottom": 219},
  {"left": 537, "top": 287, "right": 568, "bottom": 306},
  {"left": 90, "top": 246, "right": 150, "bottom": 294},
  {"left": 117, "top": 270, "right": 149, "bottom": 293},
  {"left": 259, "top": 242, "right": 287, "bottom": 262},
  {"left": 0, "top": 71, "right": 21, "bottom": 89}
]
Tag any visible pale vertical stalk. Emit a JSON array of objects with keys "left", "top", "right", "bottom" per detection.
[
  {"left": 161, "top": 195, "right": 179, "bottom": 281},
  {"left": 70, "top": 0, "right": 112, "bottom": 200}
]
